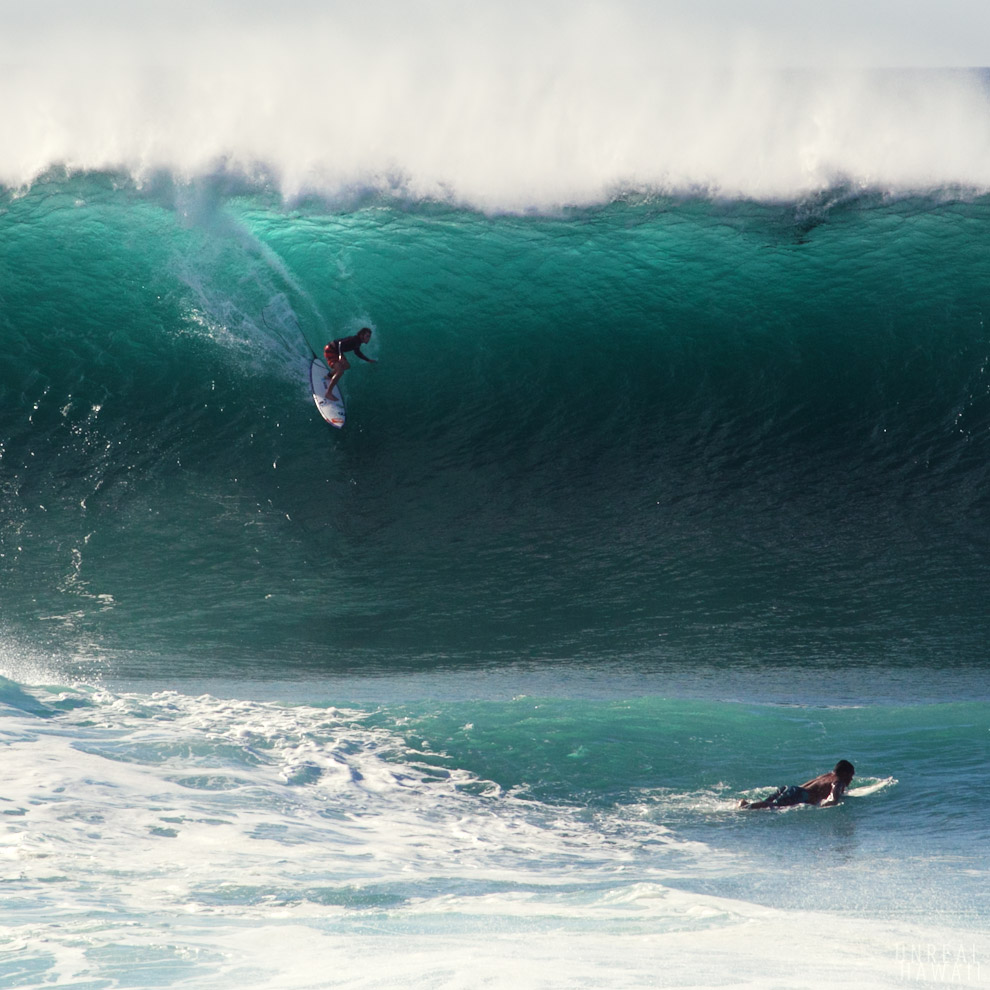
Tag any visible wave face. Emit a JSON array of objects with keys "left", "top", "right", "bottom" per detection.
[{"left": 2, "top": 173, "right": 989, "bottom": 677}]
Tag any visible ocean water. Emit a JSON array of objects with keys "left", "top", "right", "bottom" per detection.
[{"left": 2, "top": 20, "right": 990, "bottom": 987}]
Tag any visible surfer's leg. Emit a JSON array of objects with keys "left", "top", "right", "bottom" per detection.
[
  {"left": 326, "top": 358, "right": 349, "bottom": 397},
  {"left": 740, "top": 786, "right": 786, "bottom": 810},
  {"left": 769, "top": 785, "right": 811, "bottom": 807}
]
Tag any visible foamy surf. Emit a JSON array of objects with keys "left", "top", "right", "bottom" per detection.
[
  {"left": 1, "top": 679, "right": 986, "bottom": 989},
  {"left": 3, "top": 4, "right": 990, "bottom": 209}
]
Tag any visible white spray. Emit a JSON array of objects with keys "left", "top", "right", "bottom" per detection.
[{"left": 3, "top": 0, "right": 990, "bottom": 210}]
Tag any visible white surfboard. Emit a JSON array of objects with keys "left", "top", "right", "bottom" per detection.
[
  {"left": 310, "top": 358, "right": 345, "bottom": 428},
  {"left": 848, "top": 776, "right": 897, "bottom": 798}
]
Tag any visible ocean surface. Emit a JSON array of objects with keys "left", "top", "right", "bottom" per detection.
[{"left": 2, "top": 40, "right": 990, "bottom": 990}]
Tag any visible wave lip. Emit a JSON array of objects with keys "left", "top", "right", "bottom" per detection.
[{"left": 3, "top": 5, "right": 990, "bottom": 209}]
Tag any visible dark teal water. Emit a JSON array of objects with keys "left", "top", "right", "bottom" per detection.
[{"left": 2, "top": 175, "right": 989, "bottom": 677}]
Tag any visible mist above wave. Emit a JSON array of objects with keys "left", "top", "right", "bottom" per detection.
[{"left": 4, "top": 2, "right": 990, "bottom": 209}]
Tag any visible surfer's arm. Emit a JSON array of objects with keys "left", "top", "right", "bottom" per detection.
[
  {"left": 819, "top": 782, "right": 846, "bottom": 806},
  {"left": 353, "top": 346, "right": 376, "bottom": 363}
]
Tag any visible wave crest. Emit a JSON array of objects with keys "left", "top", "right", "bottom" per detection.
[{"left": 3, "top": 4, "right": 990, "bottom": 210}]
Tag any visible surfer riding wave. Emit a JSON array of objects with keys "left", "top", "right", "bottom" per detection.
[{"left": 324, "top": 328, "right": 375, "bottom": 398}]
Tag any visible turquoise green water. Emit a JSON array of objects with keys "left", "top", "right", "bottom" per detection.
[{"left": 2, "top": 177, "right": 989, "bottom": 673}]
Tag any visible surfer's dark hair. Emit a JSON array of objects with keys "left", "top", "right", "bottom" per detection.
[{"left": 834, "top": 760, "right": 854, "bottom": 779}]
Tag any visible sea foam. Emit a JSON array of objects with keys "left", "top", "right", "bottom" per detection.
[{"left": 3, "top": 2, "right": 990, "bottom": 209}]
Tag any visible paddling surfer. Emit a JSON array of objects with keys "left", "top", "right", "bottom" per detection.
[
  {"left": 739, "top": 760, "right": 855, "bottom": 809},
  {"left": 324, "top": 327, "right": 376, "bottom": 398}
]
